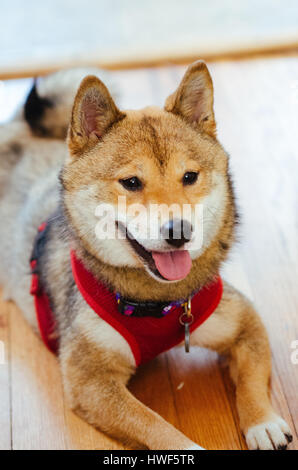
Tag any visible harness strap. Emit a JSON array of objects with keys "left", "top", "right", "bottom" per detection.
[
  {"left": 30, "top": 223, "right": 58, "bottom": 353},
  {"left": 70, "top": 251, "right": 223, "bottom": 366}
]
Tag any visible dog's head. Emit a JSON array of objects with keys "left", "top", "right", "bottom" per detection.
[{"left": 62, "top": 61, "right": 235, "bottom": 287}]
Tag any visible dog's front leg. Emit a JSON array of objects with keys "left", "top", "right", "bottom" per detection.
[
  {"left": 59, "top": 334, "right": 203, "bottom": 450},
  {"left": 191, "top": 281, "right": 293, "bottom": 450}
]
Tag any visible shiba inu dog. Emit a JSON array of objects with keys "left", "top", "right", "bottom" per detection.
[{"left": 0, "top": 61, "right": 293, "bottom": 450}]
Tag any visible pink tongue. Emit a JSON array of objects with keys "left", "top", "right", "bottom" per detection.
[{"left": 152, "top": 250, "right": 192, "bottom": 281}]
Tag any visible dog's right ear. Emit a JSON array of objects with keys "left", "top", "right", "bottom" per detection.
[{"left": 67, "top": 76, "right": 124, "bottom": 158}]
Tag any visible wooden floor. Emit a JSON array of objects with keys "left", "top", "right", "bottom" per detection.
[{"left": 0, "top": 57, "right": 297, "bottom": 450}]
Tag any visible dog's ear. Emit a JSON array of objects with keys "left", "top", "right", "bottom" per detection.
[
  {"left": 165, "top": 61, "right": 216, "bottom": 137},
  {"left": 67, "top": 75, "right": 124, "bottom": 158}
]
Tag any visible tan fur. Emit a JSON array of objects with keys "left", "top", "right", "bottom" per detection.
[
  {"left": 61, "top": 333, "right": 196, "bottom": 449},
  {"left": 0, "top": 63, "right": 292, "bottom": 450},
  {"left": 62, "top": 72, "right": 234, "bottom": 299}
]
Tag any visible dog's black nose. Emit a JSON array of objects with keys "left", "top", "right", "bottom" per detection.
[{"left": 161, "top": 219, "right": 192, "bottom": 248}]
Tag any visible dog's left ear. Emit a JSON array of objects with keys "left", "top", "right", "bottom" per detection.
[
  {"left": 67, "top": 75, "right": 124, "bottom": 158},
  {"left": 165, "top": 61, "right": 216, "bottom": 137}
]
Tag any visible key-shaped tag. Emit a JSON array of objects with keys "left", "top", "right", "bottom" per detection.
[
  {"left": 179, "top": 297, "right": 193, "bottom": 353},
  {"left": 184, "top": 322, "right": 190, "bottom": 353}
]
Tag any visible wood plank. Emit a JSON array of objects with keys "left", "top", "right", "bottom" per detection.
[
  {"left": 10, "top": 303, "right": 123, "bottom": 449},
  {"left": 10, "top": 303, "right": 67, "bottom": 449},
  {"left": 0, "top": 293, "right": 11, "bottom": 449},
  {"left": 166, "top": 347, "right": 244, "bottom": 450},
  {"left": 63, "top": 407, "right": 125, "bottom": 450},
  {"left": 211, "top": 58, "right": 298, "bottom": 448}
]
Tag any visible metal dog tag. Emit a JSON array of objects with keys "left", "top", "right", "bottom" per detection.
[
  {"left": 184, "top": 322, "right": 190, "bottom": 353},
  {"left": 179, "top": 297, "right": 193, "bottom": 353}
]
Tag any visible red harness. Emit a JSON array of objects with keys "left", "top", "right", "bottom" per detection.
[{"left": 30, "top": 224, "right": 223, "bottom": 366}]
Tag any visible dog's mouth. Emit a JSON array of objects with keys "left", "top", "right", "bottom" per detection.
[{"left": 117, "top": 222, "right": 192, "bottom": 281}]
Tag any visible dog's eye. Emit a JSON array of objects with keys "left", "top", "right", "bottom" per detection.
[
  {"left": 182, "top": 171, "right": 199, "bottom": 186},
  {"left": 119, "top": 176, "right": 143, "bottom": 191}
]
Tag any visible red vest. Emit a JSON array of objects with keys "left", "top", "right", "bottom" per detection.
[{"left": 30, "top": 226, "right": 223, "bottom": 366}]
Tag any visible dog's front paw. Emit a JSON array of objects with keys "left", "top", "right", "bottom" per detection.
[{"left": 245, "top": 415, "right": 293, "bottom": 450}]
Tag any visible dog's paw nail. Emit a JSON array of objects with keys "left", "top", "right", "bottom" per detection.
[{"left": 245, "top": 415, "right": 292, "bottom": 451}]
